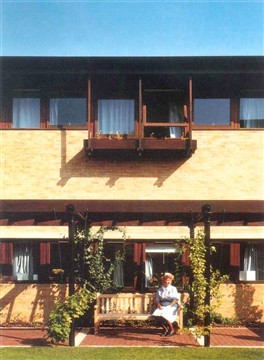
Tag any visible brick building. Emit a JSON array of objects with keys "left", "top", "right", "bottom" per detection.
[{"left": 0, "top": 56, "right": 263, "bottom": 324}]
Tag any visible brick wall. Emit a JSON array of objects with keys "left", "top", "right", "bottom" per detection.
[
  {"left": 1, "top": 130, "right": 263, "bottom": 201},
  {"left": 214, "top": 283, "right": 264, "bottom": 323},
  {"left": 0, "top": 283, "right": 68, "bottom": 325},
  {"left": 0, "top": 283, "right": 263, "bottom": 325}
]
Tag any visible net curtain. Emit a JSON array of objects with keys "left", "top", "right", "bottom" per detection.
[
  {"left": 169, "top": 102, "right": 184, "bottom": 138},
  {"left": 240, "top": 98, "right": 264, "bottom": 128},
  {"left": 13, "top": 98, "right": 40, "bottom": 128},
  {"left": 98, "top": 99, "right": 135, "bottom": 134},
  {"left": 13, "top": 243, "right": 33, "bottom": 281},
  {"left": 243, "top": 243, "right": 264, "bottom": 280}
]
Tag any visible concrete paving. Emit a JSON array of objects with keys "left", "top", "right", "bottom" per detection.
[{"left": 0, "top": 326, "right": 263, "bottom": 347}]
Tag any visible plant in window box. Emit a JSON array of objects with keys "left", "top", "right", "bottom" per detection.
[
  {"left": 50, "top": 268, "right": 64, "bottom": 283},
  {"left": 96, "top": 131, "right": 102, "bottom": 140},
  {"left": 149, "top": 276, "right": 159, "bottom": 287},
  {"left": 116, "top": 131, "right": 121, "bottom": 140}
]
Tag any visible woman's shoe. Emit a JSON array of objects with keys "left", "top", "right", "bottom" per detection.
[
  {"left": 166, "top": 331, "right": 175, "bottom": 337},
  {"left": 160, "top": 330, "right": 168, "bottom": 337}
]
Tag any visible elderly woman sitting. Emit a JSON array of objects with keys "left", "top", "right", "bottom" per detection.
[{"left": 152, "top": 272, "right": 181, "bottom": 337}]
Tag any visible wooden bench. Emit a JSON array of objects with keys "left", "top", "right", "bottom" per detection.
[{"left": 94, "top": 292, "right": 183, "bottom": 335}]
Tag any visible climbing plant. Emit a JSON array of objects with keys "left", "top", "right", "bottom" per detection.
[
  {"left": 183, "top": 230, "right": 228, "bottom": 336},
  {"left": 47, "top": 286, "right": 94, "bottom": 343},
  {"left": 74, "top": 225, "right": 127, "bottom": 292},
  {"left": 47, "top": 225, "right": 127, "bottom": 343}
]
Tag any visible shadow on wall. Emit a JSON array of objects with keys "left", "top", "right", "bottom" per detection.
[
  {"left": 57, "top": 131, "right": 190, "bottom": 188},
  {"left": 0, "top": 284, "right": 68, "bottom": 325},
  {"left": 29, "top": 284, "right": 68, "bottom": 324},
  {"left": 232, "top": 284, "right": 263, "bottom": 323}
]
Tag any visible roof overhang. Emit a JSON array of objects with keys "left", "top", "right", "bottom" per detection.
[
  {"left": 1, "top": 199, "right": 263, "bottom": 214},
  {"left": 2, "top": 56, "right": 264, "bottom": 76}
]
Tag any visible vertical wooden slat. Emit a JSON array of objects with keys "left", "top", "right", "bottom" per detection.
[
  {"left": 183, "top": 104, "right": 188, "bottom": 137},
  {"left": 40, "top": 98, "right": 46, "bottom": 129},
  {"left": 87, "top": 77, "right": 91, "bottom": 144},
  {"left": 142, "top": 105, "right": 147, "bottom": 124},
  {"left": 129, "top": 296, "right": 132, "bottom": 314},
  {"left": 138, "top": 78, "right": 142, "bottom": 139},
  {"left": 232, "top": 98, "right": 240, "bottom": 129},
  {"left": 188, "top": 76, "right": 193, "bottom": 140}
]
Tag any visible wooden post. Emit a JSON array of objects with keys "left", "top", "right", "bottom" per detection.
[
  {"left": 137, "top": 78, "right": 143, "bottom": 154},
  {"left": 188, "top": 76, "right": 193, "bottom": 141},
  {"left": 87, "top": 78, "right": 91, "bottom": 147},
  {"left": 202, "top": 204, "right": 212, "bottom": 347},
  {"left": 66, "top": 204, "right": 75, "bottom": 347},
  {"left": 139, "top": 78, "right": 142, "bottom": 138},
  {"left": 188, "top": 215, "right": 195, "bottom": 311}
]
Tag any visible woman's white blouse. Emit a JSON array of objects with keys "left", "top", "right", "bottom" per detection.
[
  {"left": 155, "top": 285, "right": 179, "bottom": 305},
  {"left": 152, "top": 284, "right": 180, "bottom": 323}
]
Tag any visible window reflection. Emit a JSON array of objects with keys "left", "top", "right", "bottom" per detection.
[
  {"left": 194, "top": 99, "right": 230, "bottom": 126},
  {"left": 50, "top": 98, "right": 86, "bottom": 126}
]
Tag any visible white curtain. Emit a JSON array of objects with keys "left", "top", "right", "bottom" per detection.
[
  {"left": 240, "top": 98, "right": 264, "bottom": 128},
  {"left": 13, "top": 98, "right": 40, "bottom": 128},
  {"left": 244, "top": 243, "right": 264, "bottom": 280},
  {"left": 169, "top": 102, "right": 183, "bottom": 138},
  {"left": 145, "top": 254, "right": 153, "bottom": 286},
  {"left": 13, "top": 244, "right": 33, "bottom": 281},
  {"left": 244, "top": 244, "right": 258, "bottom": 279},
  {"left": 113, "top": 259, "right": 124, "bottom": 287},
  {"left": 50, "top": 99, "right": 59, "bottom": 125},
  {"left": 98, "top": 99, "right": 134, "bottom": 134}
]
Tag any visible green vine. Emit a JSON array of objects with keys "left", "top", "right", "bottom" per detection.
[
  {"left": 47, "top": 225, "right": 127, "bottom": 343},
  {"left": 183, "top": 230, "right": 228, "bottom": 336},
  {"left": 74, "top": 225, "right": 127, "bottom": 292},
  {"left": 47, "top": 286, "right": 95, "bottom": 343}
]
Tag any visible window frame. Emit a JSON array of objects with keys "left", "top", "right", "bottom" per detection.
[{"left": 193, "top": 97, "right": 235, "bottom": 129}]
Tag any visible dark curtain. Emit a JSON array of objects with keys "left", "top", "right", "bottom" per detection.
[
  {"left": 0, "top": 242, "right": 13, "bottom": 264},
  {"left": 230, "top": 243, "right": 240, "bottom": 267},
  {"left": 40, "top": 243, "right": 51, "bottom": 265}
]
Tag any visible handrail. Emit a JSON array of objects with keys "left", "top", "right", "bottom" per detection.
[{"left": 143, "top": 123, "right": 188, "bottom": 127}]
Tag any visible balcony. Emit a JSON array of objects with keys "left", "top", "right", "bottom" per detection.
[
  {"left": 84, "top": 77, "right": 197, "bottom": 158},
  {"left": 85, "top": 117, "right": 197, "bottom": 158}
]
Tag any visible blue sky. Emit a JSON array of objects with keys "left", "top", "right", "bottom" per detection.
[{"left": 1, "top": 0, "right": 263, "bottom": 56}]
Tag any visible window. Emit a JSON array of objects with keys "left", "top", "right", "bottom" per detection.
[
  {"left": 240, "top": 98, "right": 264, "bottom": 128},
  {"left": 105, "top": 243, "right": 134, "bottom": 288},
  {"left": 145, "top": 243, "right": 180, "bottom": 287},
  {"left": 144, "top": 92, "right": 184, "bottom": 138},
  {"left": 194, "top": 99, "right": 230, "bottom": 126},
  {"left": 211, "top": 242, "right": 264, "bottom": 282},
  {"left": 240, "top": 243, "right": 264, "bottom": 281},
  {"left": 0, "top": 241, "right": 70, "bottom": 283},
  {"left": 50, "top": 98, "right": 86, "bottom": 126},
  {"left": 13, "top": 98, "right": 40, "bottom": 128},
  {"left": 13, "top": 242, "right": 37, "bottom": 281},
  {"left": 98, "top": 99, "right": 135, "bottom": 135}
]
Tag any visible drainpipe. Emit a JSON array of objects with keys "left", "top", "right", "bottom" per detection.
[
  {"left": 66, "top": 204, "right": 75, "bottom": 347},
  {"left": 202, "top": 204, "right": 212, "bottom": 347}
]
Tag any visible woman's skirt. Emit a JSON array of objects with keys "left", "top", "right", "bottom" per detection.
[{"left": 152, "top": 303, "right": 178, "bottom": 323}]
